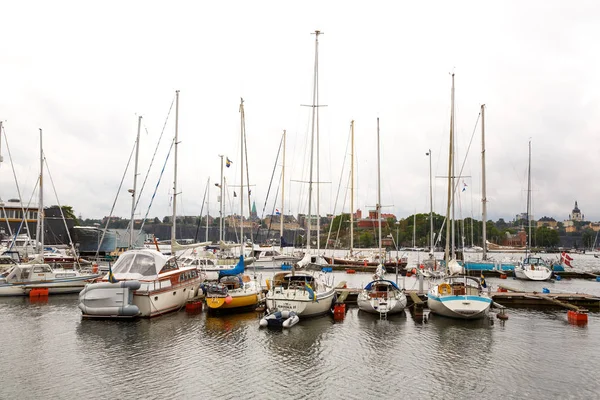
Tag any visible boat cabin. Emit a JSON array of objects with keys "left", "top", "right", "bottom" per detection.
[
  {"left": 443, "top": 276, "right": 483, "bottom": 296},
  {"left": 364, "top": 280, "right": 400, "bottom": 298}
]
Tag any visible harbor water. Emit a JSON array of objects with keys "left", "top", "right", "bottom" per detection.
[{"left": 2, "top": 252, "right": 600, "bottom": 399}]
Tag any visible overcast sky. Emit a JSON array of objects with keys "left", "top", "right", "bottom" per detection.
[{"left": 1, "top": 1, "right": 598, "bottom": 225}]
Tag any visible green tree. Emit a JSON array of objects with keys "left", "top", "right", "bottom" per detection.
[
  {"left": 61, "top": 205, "right": 79, "bottom": 225},
  {"left": 535, "top": 226, "right": 560, "bottom": 248}
]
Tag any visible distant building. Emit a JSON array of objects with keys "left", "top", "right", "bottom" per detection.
[
  {"left": 357, "top": 210, "right": 396, "bottom": 228},
  {"left": 537, "top": 216, "right": 557, "bottom": 229},
  {"left": 569, "top": 201, "right": 583, "bottom": 222},
  {"left": 502, "top": 230, "right": 526, "bottom": 247}
]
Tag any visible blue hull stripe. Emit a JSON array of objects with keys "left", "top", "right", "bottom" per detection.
[{"left": 428, "top": 294, "right": 492, "bottom": 304}]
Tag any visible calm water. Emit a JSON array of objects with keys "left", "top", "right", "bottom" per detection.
[{"left": 2, "top": 253, "right": 600, "bottom": 400}]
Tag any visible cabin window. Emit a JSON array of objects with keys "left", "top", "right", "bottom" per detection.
[
  {"left": 129, "top": 254, "right": 156, "bottom": 276},
  {"left": 112, "top": 253, "right": 136, "bottom": 274}
]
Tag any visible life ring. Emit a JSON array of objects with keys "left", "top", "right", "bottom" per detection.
[{"left": 438, "top": 283, "right": 452, "bottom": 295}]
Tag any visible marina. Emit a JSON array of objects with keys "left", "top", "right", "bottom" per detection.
[{"left": 2, "top": 268, "right": 600, "bottom": 399}]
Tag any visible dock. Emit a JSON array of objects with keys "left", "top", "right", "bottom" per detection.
[{"left": 334, "top": 288, "right": 600, "bottom": 311}]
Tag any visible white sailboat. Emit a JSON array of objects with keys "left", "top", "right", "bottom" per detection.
[
  {"left": 78, "top": 91, "right": 203, "bottom": 317},
  {"left": 1, "top": 129, "right": 99, "bottom": 296},
  {"left": 266, "top": 31, "right": 335, "bottom": 317},
  {"left": 427, "top": 74, "right": 492, "bottom": 319},
  {"left": 357, "top": 118, "right": 407, "bottom": 317},
  {"left": 514, "top": 140, "right": 552, "bottom": 281}
]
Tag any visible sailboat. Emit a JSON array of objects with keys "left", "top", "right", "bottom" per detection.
[
  {"left": 265, "top": 31, "right": 335, "bottom": 317},
  {"left": 357, "top": 118, "right": 407, "bottom": 317},
  {"left": 427, "top": 74, "right": 492, "bottom": 319},
  {"left": 78, "top": 91, "right": 203, "bottom": 317},
  {"left": 204, "top": 98, "right": 260, "bottom": 312},
  {"left": 514, "top": 140, "right": 552, "bottom": 281},
  {"left": 1, "top": 129, "right": 100, "bottom": 296}
]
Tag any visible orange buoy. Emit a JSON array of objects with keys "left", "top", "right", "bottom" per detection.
[
  {"left": 419, "top": 264, "right": 424, "bottom": 269},
  {"left": 185, "top": 300, "right": 203, "bottom": 313},
  {"left": 363, "top": 260, "right": 368, "bottom": 267},
  {"left": 92, "top": 264, "right": 98, "bottom": 274},
  {"left": 346, "top": 269, "right": 356, "bottom": 274},
  {"left": 567, "top": 310, "right": 588, "bottom": 324},
  {"left": 500, "top": 273, "right": 507, "bottom": 279},
  {"left": 412, "top": 268, "right": 417, "bottom": 274},
  {"left": 406, "top": 272, "right": 412, "bottom": 277},
  {"left": 498, "top": 287, "right": 508, "bottom": 292},
  {"left": 333, "top": 303, "right": 346, "bottom": 321},
  {"left": 29, "top": 288, "right": 49, "bottom": 298}
]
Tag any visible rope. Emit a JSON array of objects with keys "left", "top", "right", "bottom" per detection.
[
  {"left": 135, "top": 137, "right": 175, "bottom": 242},
  {"left": 95, "top": 139, "right": 137, "bottom": 259}
]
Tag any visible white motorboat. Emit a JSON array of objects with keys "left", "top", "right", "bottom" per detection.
[
  {"left": 0, "top": 260, "right": 99, "bottom": 296},
  {"left": 251, "top": 245, "right": 300, "bottom": 269},
  {"left": 514, "top": 256, "right": 552, "bottom": 281},
  {"left": 427, "top": 275, "right": 491, "bottom": 319},
  {"left": 266, "top": 271, "right": 336, "bottom": 317},
  {"left": 78, "top": 249, "right": 202, "bottom": 318}
]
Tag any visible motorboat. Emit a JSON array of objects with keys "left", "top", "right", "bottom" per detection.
[
  {"left": 251, "top": 245, "right": 300, "bottom": 269},
  {"left": 514, "top": 256, "right": 552, "bottom": 281},
  {"left": 266, "top": 271, "right": 336, "bottom": 317},
  {"left": 78, "top": 248, "right": 202, "bottom": 318},
  {"left": 0, "top": 259, "right": 100, "bottom": 296},
  {"left": 427, "top": 275, "right": 492, "bottom": 319}
]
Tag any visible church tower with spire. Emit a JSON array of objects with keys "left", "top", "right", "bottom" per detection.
[{"left": 251, "top": 201, "right": 258, "bottom": 220}]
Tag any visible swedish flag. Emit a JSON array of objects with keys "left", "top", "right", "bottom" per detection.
[
  {"left": 226, "top": 157, "right": 232, "bottom": 168},
  {"left": 480, "top": 273, "right": 487, "bottom": 288},
  {"left": 305, "top": 283, "right": 317, "bottom": 302},
  {"left": 108, "top": 264, "right": 118, "bottom": 283}
]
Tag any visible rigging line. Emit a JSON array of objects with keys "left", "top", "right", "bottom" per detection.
[
  {"left": 265, "top": 169, "right": 283, "bottom": 242},
  {"left": 2, "top": 126, "right": 34, "bottom": 241},
  {"left": 132, "top": 96, "right": 176, "bottom": 220},
  {"left": 325, "top": 123, "right": 351, "bottom": 250},
  {"left": 194, "top": 178, "right": 210, "bottom": 242},
  {"left": 97, "top": 139, "right": 138, "bottom": 258},
  {"left": 135, "top": 137, "right": 175, "bottom": 244},
  {"left": 257, "top": 133, "right": 284, "bottom": 237},
  {"left": 43, "top": 153, "right": 81, "bottom": 267},
  {"left": 453, "top": 111, "right": 480, "bottom": 196},
  {"left": 8, "top": 177, "right": 38, "bottom": 253}
]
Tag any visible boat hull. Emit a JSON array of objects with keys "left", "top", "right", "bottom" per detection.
[
  {"left": 514, "top": 266, "right": 552, "bottom": 281},
  {"left": 357, "top": 292, "right": 407, "bottom": 315},
  {"left": 205, "top": 292, "right": 259, "bottom": 310},
  {"left": 266, "top": 288, "right": 336, "bottom": 317},
  {"left": 0, "top": 274, "right": 100, "bottom": 297},
  {"left": 427, "top": 294, "right": 491, "bottom": 320}
]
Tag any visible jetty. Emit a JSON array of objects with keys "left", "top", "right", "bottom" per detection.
[{"left": 334, "top": 288, "right": 600, "bottom": 311}]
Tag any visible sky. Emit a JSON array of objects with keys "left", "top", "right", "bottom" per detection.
[{"left": 1, "top": 1, "right": 599, "bottom": 225}]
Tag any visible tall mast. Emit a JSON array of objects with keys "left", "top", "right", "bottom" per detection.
[
  {"left": 219, "top": 155, "right": 224, "bottom": 243},
  {"left": 206, "top": 177, "right": 210, "bottom": 242},
  {"left": 413, "top": 213, "right": 416, "bottom": 248},
  {"left": 129, "top": 115, "right": 142, "bottom": 249},
  {"left": 481, "top": 104, "right": 487, "bottom": 260},
  {"left": 239, "top": 98, "right": 245, "bottom": 257},
  {"left": 306, "top": 30, "right": 323, "bottom": 251},
  {"left": 527, "top": 140, "right": 532, "bottom": 254},
  {"left": 280, "top": 130, "right": 286, "bottom": 248},
  {"left": 450, "top": 74, "right": 456, "bottom": 259},
  {"left": 427, "top": 149, "right": 434, "bottom": 254},
  {"left": 444, "top": 74, "right": 455, "bottom": 264},
  {"left": 350, "top": 120, "right": 355, "bottom": 256},
  {"left": 37, "top": 128, "right": 44, "bottom": 255},
  {"left": 376, "top": 118, "right": 382, "bottom": 262},
  {"left": 171, "top": 90, "right": 179, "bottom": 245}
]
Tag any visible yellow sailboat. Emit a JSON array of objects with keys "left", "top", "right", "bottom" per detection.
[{"left": 205, "top": 98, "right": 260, "bottom": 312}]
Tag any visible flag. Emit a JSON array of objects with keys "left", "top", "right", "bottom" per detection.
[
  {"left": 462, "top": 181, "right": 468, "bottom": 192},
  {"left": 480, "top": 273, "right": 487, "bottom": 288},
  {"left": 275, "top": 209, "right": 281, "bottom": 216},
  {"left": 226, "top": 157, "right": 232, "bottom": 168},
  {"left": 108, "top": 264, "right": 118, "bottom": 283},
  {"left": 561, "top": 252, "right": 574, "bottom": 268},
  {"left": 305, "top": 283, "right": 317, "bottom": 302}
]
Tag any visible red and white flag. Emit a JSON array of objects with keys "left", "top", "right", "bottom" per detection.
[{"left": 560, "top": 252, "right": 574, "bottom": 268}]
